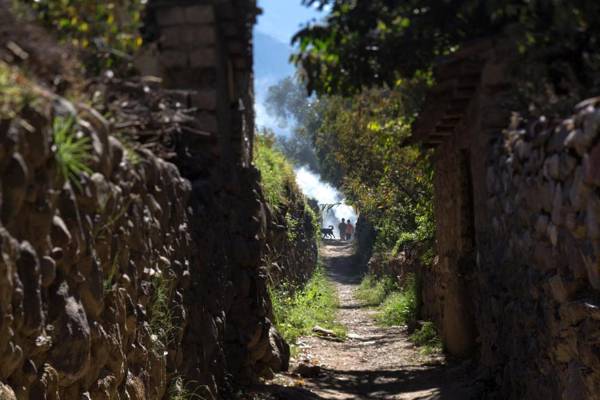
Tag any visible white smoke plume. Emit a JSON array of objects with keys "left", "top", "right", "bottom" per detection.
[{"left": 294, "top": 166, "right": 357, "bottom": 235}]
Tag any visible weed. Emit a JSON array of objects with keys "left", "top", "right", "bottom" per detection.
[
  {"left": 149, "top": 273, "right": 176, "bottom": 349},
  {"left": 270, "top": 266, "right": 345, "bottom": 349},
  {"left": 113, "top": 132, "right": 141, "bottom": 165},
  {"left": 103, "top": 247, "right": 120, "bottom": 292},
  {"left": 355, "top": 274, "right": 396, "bottom": 306},
  {"left": 0, "top": 62, "right": 37, "bottom": 118},
  {"left": 167, "top": 376, "right": 207, "bottom": 400},
  {"left": 376, "top": 275, "right": 417, "bottom": 327},
  {"left": 285, "top": 212, "right": 299, "bottom": 242},
  {"left": 410, "top": 321, "right": 442, "bottom": 355},
  {"left": 52, "top": 116, "right": 92, "bottom": 186}
]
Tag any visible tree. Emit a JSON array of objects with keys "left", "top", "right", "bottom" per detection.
[
  {"left": 293, "top": 0, "right": 600, "bottom": 109},
  {"left": 265, "top": 77, "right": 325, "bottom": 172},
  {"left": 311, "top": 80, "right": 434, "bottom": 252}
]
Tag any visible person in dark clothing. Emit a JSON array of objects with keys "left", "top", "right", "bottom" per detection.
[{"left": 338, "top": 218, "right": 347, "bottom": 240}]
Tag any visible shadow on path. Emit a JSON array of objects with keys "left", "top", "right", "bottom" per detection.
[{"left": 251, "top": 240, "right": 485, "bottom": 400}]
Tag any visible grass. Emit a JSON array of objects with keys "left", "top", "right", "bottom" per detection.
[
  {"left": 254, "top": 133, "right": 297, "bottom": 208},
  {"left": 410, "top": 321, "right": 443, "bottom": 355},
  {"left": 355, "top": 274, "right": 397, "bottom": 306},
  {"left": 357, "top": 273, "right": 418, "bottom": 328},
  {"left": 149, "top": 273, "right": 176, "bottom": 350},
  {"left": 376, "top": 282, "right": 417, "bottom": 327},
  {"left": 270, "top": 266, "right": 346, "bottom": 350},
  {"left": 53, "top": 116, "right": 92, "bottom": 186},
  {"left": 167, "top": 376, "right": 207, "bottom": 400}
]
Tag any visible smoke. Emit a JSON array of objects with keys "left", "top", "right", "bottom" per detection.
[{"left": 294, "top": 166, "right": 357, "bottom": 233}]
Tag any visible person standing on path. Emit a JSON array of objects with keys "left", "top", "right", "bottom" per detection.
[
  {"left": 345, "top": 219, "right": 354, "bottom": 240},
  {"left": 338, "top": 218, "right": 347, "bottom": 240}
]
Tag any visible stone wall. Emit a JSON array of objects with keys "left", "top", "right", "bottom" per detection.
[
  {"left": 0, "top": 1, "right": 304, "bottom": 398},
  {"left": 480, "top": 101, "right": 600, "bottom": 398},
  {"left": 142, "top": 0, "right": 293, "bottom": 394},
  {"left": 0, "top": 92, "right": 191, "bottom": 399},
  {"left": 414, "top": 38, "right": 600, "bottom": 398}
]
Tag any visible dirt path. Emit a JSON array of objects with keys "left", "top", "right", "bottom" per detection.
[{"left": 252, "top": 241, "right": 482, "bottom": 400}]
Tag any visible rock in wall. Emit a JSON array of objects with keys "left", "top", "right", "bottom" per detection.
[
  {"left": 0, "top": 89, "right": 192, "bottom": 398},
  {"left": 481, "top": 100, "right": 600, "bottom": 399}
]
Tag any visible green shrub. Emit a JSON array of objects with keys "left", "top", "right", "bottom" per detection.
[
  {"left": 254, "top": 132, "right": 297, "bottom": 209},
  {"left": 17, "top": 0, "right": 144, "bottom": 72},
  {"left": 270, "top": 266, "right": 345, "bottom": 347},
  {"left": 52, "top": 116, "right": 92, "bottom": 186},
  {"left": 376, "top": 275, "right": 417, "bottom": 327},
  {"left": 0, "top": 62, "right": 34, "bottom": 118},
  {"left": 355, "top": 274, "right": 396, "bottom": 306},
  {"left": 410, "top": 321, "right": 442, "bottom": 355}
]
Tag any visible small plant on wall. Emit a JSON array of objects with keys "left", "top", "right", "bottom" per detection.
[{"left": 52, "top": 116, "right": 92, "bottom": 187}]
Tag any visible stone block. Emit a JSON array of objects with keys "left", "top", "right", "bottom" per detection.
[
  {"left": 233, "top": 57, "right": 248, "bottom": 70},
  {"left": 159, "top": 50, "right": 188, "bottom": 69},
  {"left": 155, "top": 7, "right": 186, "bottom": 27},
  {"left": 190, "top": 90, "right": 217, "bottom": 110},
  {"left": 184, "top": 5, "right": 215, "bottom": 24},
  {"left": 190, "top": 48, "right": 216, "bottom": 68},
  {"left": 548, "top": 275, "right": 568, "bottom": 303},
  {"left": 159, "top": 26, "right": 182, "bottom": 49},
  {"left": 228, "top": 41, "right": 244, "bottom": 54},
  {"left": 190, "top": 26, "right": 217, "bottom": 46},
  {"left": 583, "top": 143, "right": 600, "bottom": 186},
  {"left": 195, "top": 112, "right": 218, "bottom": 134}
]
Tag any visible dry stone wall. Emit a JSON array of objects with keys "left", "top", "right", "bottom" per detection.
[
  {"left": 0, "top": 0, "right": 306, "bottom": 398},
  {"left": 0, "top": 95, "right": 192, "bottom": 399},
  {"left": 415, "top": 40, "right": 600, "bottom": 398},
  {"left": 481, "top": 100, "right": 600, "bottom": 399}
]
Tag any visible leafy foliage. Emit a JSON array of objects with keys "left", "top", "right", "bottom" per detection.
[
  {"left": 312, "top": 80, "right": 435, "bottom": 253},
  {"left": 18, "top": 0, "right": 144, "bottom": 73},
  {"left": 253, "top": 131, "right": 298, "bottom": 209},
  {"left": 293, "top": 0, "right": 600, "bottom": 105},
  {"left": 376, "top": 274, "right": 417, "bottom": 327},
  {"left": 410, "top": 321, "right": 442, "bottom": 355},
  {"left": 355, "top": 274, "right": 396, "bottom": 306},
  {"left": 52, "top": 116, "right": 92, "bottom": 186},
  {"left": 270, "top": 266, "right": 346, "bottom": 347},
  {"left": 0, "top": 62, "right": 35, "bottom": 118}
]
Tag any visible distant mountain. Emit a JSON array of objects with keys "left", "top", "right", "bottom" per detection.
[{"left": 253, "top": 30, "right": 294, "bottom": 81}]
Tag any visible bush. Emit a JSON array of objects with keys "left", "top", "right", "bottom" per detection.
[
  {"left": 17, "top": 0, "right": 144, "bottom": 73},
  {"left": 253, "top": 132, "right": 297, "bottom": 209},
  {"left": 355, "top": 274, "right": 396, "bottom": 306},
  {"left": 410, "top": 321, "right": 442, "bottom": 355},
  {"left": 270, "top": 266, "right": 345, "bottom": 347},
  {"left": 376, "top": 274, "right": 417, "bottom": 327}
]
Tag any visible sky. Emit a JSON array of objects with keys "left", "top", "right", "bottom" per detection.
[{"left": 255, "top": 0, "right": 322, "bottom": 45}]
